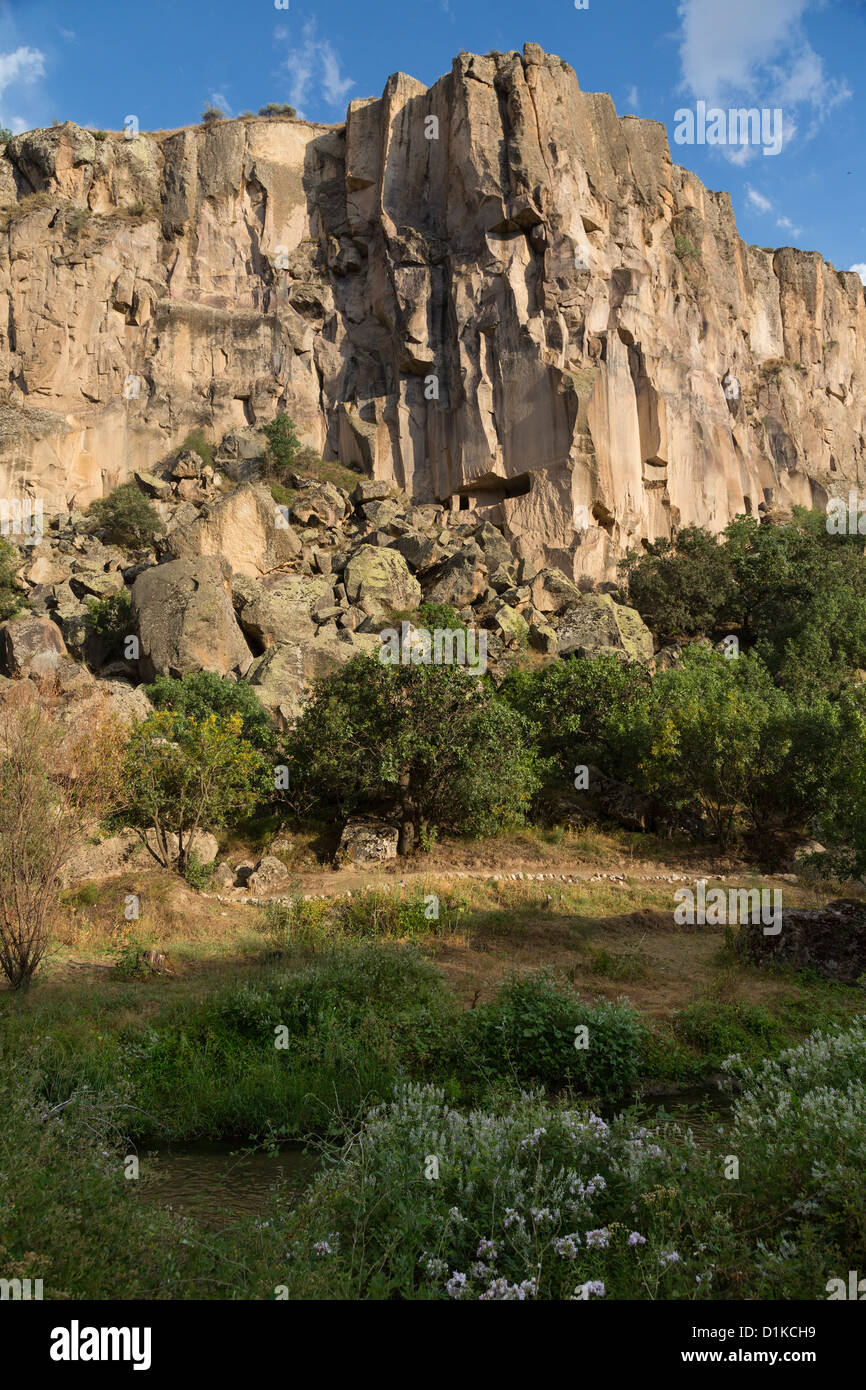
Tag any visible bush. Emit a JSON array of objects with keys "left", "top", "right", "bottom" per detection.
[
  {"left": 462, "top": 972, "right": 646, "bottom": 1102},
  {"left": 183, "top": 853, "right": 214, "bottom": 891},
  {"left": 258, "top": 103, "right": 297, "bottom": 118},
  {"left": 86, "top": 483, "right": 163, "bottom": 550},
  {"left": 258, "top": 893, "right": 332, "bottom": 952},
  {"left": 618, "top": 525, "right": 736, "bottom": 640},
  {"left": 145, "top": 671, "right": 278, "bottom": 756},
  {"left": 0, "top": 696, "right": 123, "bottom": 988},
  {"left": 279, "top": 1081, "right": 708, "bottom": 1300},
  {"left": 116, "top": 711, "right": 267, "bottom": 873},
  {"left": 201, "top": 105, "right": 224, "bottom": 125},
  {"left": 501, "top": 654, "right": 649, "bottom": 787},
  {"left": 0, "top": 537, "right": 23, "bottom": 621},
  {"left": 84, "top": 589, "right": 134, "bottom": 664}
]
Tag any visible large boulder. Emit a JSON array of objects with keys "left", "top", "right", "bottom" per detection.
[
  {"left": 557, "top": 593, "right": 654, "bottom": 663},
  {"left": 163, "top": 483, "right": 302, "bottom": 577},
  {"left": 0, "top": 613, "right": 67, "bottom": 677},
  {"left": 132, "top": 556, "right": 253, "bottom": 680},
  {"left": 336, "top": 817, "right": 399, "bottom": 866},
  {"left": 232, "top": 572, "right": 335, "bottom": 647},
  {"left": 247, "top": 855, "right": 290, "bottom": 895},
  {"left": 246, "top": 630, "right": 378, "bottom": 728},
  {"left": 343, "top": 545, "right": 421, "bottom": 614},
  {"left": 290, "top": 481, "right": 349, "bottom": 528},
  {"left": 531, "top": 568, "right": 583, "bottom": 614},
  {"left": 425, "top": 553, "right": 487, "bottom": 608}
]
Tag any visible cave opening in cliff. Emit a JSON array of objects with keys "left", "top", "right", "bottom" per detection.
[{"left": 454, "top": 472, "right": 533, "bottom": 509}]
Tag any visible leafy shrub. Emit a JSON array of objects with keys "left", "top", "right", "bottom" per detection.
[
  {"left": 258, "top": 103, "right": 297, "bottom": 118},
  {"left": 280, "top": 1081, "right": 708, "bottom": 1300},
  {"left": 618, "top": 525, "right": 736, "bottom": 640},
  {"left": 84, "top": 590, "right": 134, "bottom": 663},
  {"left": 0, "top": 537, "right": 23, "bottom": 621},
  {"left": 86, "top": 483, "right": 163, "bottom": 550},
  {"left": 145, "top": 671, "right": 278, "bottom": 755},
  {"left": 183, "top": 853, "right": 214, "bottom": 891},
  {"left": 258, "top": 893, "right": 332, "bottom": 952},
  {"left": 115, "top": 711, "right": 267, "bottom": 873},
  {"left": 462, "top": 971, "right": 646, "bottom": 1102},
  {"left": 201, "top": 105, "right": 224, "bottom": 125}
]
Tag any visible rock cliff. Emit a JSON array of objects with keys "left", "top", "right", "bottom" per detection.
[{"left": 1, "top": 42, "right": 863, "bottom": 581}]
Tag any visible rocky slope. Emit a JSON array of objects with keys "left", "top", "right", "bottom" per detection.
[
  {"left": 0, "top": 43, "right": 863, "bottom": 581},
  {"left": 0, "top": 444, "right": 657, "bottom": 729}
]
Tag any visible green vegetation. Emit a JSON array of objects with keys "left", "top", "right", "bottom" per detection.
[
  {"left": 673, "top": 234, "right": 699, "bottom": 260},
  {"left": 262, "top": 411, "right": 302, "bottom": 480},
  {"left": 0, "top": 537, "right": 23, "bottom": 620},
  {"left": 3, "top": 1000, "right": 864, "bottom": 1299},
  {"left": 86, "top": 482, "right": 163, "bottom": 550},
  {"left": 84, "top": 590, "right": 134, "bottom": 663},
  {"left": 115, "top": 711, "right": 268, "bottom": 873},
  {"left": 258, "top": 103, "right": 297, "bottom": 118},
  {"left": 288, "top": 654, "right": 540, "bottom": 852},
  {"left": 177, "top": 427, "right": 214, "bottom": 469},
  {"left": 145, "top": 671, "right": 279, "bottom": 755},
  {"left": 201, "top": 105, "right": 225, "bottom": 125}
]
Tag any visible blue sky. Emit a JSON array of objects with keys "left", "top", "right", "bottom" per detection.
[{"left": 0, "top": 0, "right": 863, "bottom": 280}]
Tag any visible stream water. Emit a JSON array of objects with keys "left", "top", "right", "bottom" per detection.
[
  {"left": 137, "top": 1142, "right": 318, "bottom": 1227},
  {"left": 138, "top": 1084, "right": 733, "bottom": 1228}
]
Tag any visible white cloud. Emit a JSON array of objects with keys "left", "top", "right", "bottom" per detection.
[
  {"left": 776, "top": 214, "right": 803, "bottom": 237},
  {"left": 0, "top": 45, "right": 45, "bottom": 131},
  {"left": 676, "top": 0, "right": 850, "bottom": 156},
  {"left": 626, "top": 85, "right": 639, "bottom": 110},
  {"left": 284, "top": 21, "right": 354, "bottom": 117},
  {"left": 850, "top": 264, "right": 866, "bottom": 286},
  {"left": 746, "top": 185, "right": 773, "bottom": 213}
]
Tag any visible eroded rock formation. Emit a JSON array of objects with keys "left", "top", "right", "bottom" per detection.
[{"left": 0, "top": 43, "right": 863, "bottom": 581}]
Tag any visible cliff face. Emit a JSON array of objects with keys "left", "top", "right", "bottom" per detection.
[{"left": 0, "top": 42, "right": 863, "bottom": 580}]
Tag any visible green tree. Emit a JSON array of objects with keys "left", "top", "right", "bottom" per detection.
[
  {"left": 618, "top": 524, "right": 736, "bottom": 640},
  {"left": 620, "top": 647, "right": 818, "bottom": 845},
  {"left": 145, "top": 671, "right": 278, "bottom": 755},
  {"left": 288, "top": 655, "right": 540, "bottom": 853},
  {"left": 86, "top": 483, "right": 163, "bottom": 551},
  {"left": 501, "top": 654, "right": 650, "bottom": 786},
  {"left": 262, "top": 412, "right": 302, "bottom": 481},
  {"left": 117, "top": 711, "right": 266, "bottom": 872}
]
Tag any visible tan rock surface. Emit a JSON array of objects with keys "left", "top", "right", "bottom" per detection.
[{"left": 0, "top": 50, "right": 861, "bottom": 583}]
